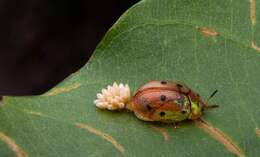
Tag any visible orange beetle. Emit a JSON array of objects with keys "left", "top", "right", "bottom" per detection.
[{"left": 127, "top": 81, "right": 218, "bottom": 123}]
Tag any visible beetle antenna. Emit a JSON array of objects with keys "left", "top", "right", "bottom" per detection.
[
  {"left": 204, "top": 104, "right": 219, "bottom": 109},
  {"left": 204, "top": 90, "right": 219, "bottom": 109},
  {"left": 208, "top": 90, "right": 218, "bottom": 101}
]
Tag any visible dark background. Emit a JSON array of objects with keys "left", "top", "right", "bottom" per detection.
[{"left": 0, "top": 0, "right": 138, "bottom": 95}]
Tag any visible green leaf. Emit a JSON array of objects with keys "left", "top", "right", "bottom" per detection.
[{"left": 1, "top": 0, "right": 260, "bottom": 156}]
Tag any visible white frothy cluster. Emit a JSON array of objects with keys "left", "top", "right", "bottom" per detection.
[{"left": 94, "top": 82, "right": 131, "bottom": 110}]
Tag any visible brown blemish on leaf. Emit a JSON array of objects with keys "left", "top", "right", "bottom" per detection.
[
  {"left": 252, "top": 41, "right": 260, "bottom": 51},
  {"left": 198, "top": 27, "right": 219, "bottom": 37},
  {"left": 151, "top": 126, "right": 169, "bottom": 141},
  {"left": 256, "top": 128, "right": 260, "bottom": 137},
  {"left": 24, "top": 109, "right": 43, "bottom": 116},
  {"left": 44, "top": 83, "right": 81, "bottom": 96},
  {"left": 195, "top": 119, "right": 244, "bottom": 157},
  {"left": 76, "top": 123, "right": 125, "bottom": 154},
  {"left": 250, "top": 0, "right": 256, "bottom": 25},
  {"left": 0, "top": 132, "right": 28, "bottom": 157}
]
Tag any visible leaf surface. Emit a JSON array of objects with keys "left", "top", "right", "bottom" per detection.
[{"left": 1, "top": 0, "right": 260, "bottom": 156}]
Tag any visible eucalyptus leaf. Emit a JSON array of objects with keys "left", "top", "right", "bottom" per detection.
[{"left": 1, "top": 0, "right": 260, "bottom": 157}]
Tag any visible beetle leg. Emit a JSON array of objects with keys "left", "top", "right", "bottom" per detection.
[{"left": 172, "top": 122, "right": 179, "bottom": 129}]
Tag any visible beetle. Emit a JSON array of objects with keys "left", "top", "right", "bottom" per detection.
[{"left": 127, "top": 80, "right": 218, "bottom": 123}]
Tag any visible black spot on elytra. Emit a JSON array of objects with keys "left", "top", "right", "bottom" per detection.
[
  {"left": 160, "top": 95, "right": 166, "bottom": 101},
  {"left": 176, "top": 83, "right": 183, "bottom": 88},
  {"left": 181, "top": 110, "right": 187, "bottom": 114},
  {"left": 147, "top": 105, "right": 152, "bottom": 111},
  {"left": 160, "top": 112, "right": 165, "bottom": 117},
  {"left": 161, "top": 81, "right": 167, "bottom": 84}
]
